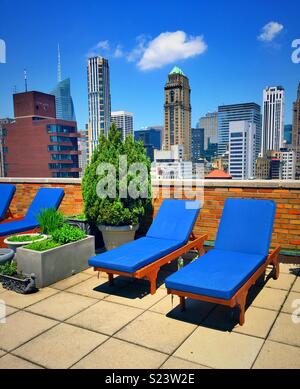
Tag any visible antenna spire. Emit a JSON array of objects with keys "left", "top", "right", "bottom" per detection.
[
  {"left": 24, "top": 69, "right": 28, "bottom": 92},
  {"left": 57, "top": 44, "right": 62, "bottom": 82}
]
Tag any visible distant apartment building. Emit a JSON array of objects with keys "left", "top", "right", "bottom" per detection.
[
  {"left": 255, "top": 157, "right": 271, "bottom": 179},
  {"left": 255, "top": 149, "right": 296, "bottom": 180},
  {"left": 261, "top": 86, "right": 285, "bottom": 155},
  {"left": 218, "top": 103, "right": 261, "bottom": 158},
  {"left": 228, "top": 121, "right": 256, "bottom": 180},
  {"left": 87, "top": 56, "right": 111, "bottom": 155},
  {"left": 0, "top": 118, "right": 14, "bottom": 177},
  {"left": 191, "top": 127, "right": 204, "bottom": 162},
  {"left": 292, "top": 82, "right": 300, "bottom": 179},
  {"left": 134, "top": 127, "right": 161, "bottom": 161},
  {"left": 78, "top": 126, "right": 89, "bottom": 177},
  {"left": 272, "top": 149, "right": 296, "bottom": 180},
  {"left": 284, "top": 124, "right": 292, "bottom": 146},
  {"left": 3, "top": 91, "right": 81, "bottom": 178},
  {"left": 111, "top": 111, "right": 133, "bottom": 140},
  {"left": 152, "top": 145, "right": 192, "bottom": 179},
  {"left": 164, "top": 66, "right": 191, "bottom": 160},
  {"left": 198, "top": 112, "right": 218, "bottom": 150}
]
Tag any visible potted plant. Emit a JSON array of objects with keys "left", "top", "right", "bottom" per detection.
[
  {"left": 0, "top": 261, "right": 37, "bottom": 294},
  {"left": 15, "top": 223, "right": 95, "bottom": 288},
  {"left": 4, "top": 233, "right": 48, "bottom": 252},
  {"left": 82, "top": 124, "right": 151, "bottom": 250}
]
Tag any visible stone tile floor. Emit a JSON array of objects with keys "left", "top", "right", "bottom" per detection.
[{"left": 0, "top": 262, "right": 299, "bottom": 369}]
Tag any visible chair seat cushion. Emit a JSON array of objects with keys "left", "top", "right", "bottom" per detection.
[
  {"left": 88, "top": 237, "right": 183, "bottom": 273},
  {"left": 165, "top": 249, "right": 267, "bottom": 300},
  {"left": 0, "top": 219, "right": 39, "bottom": 237}
]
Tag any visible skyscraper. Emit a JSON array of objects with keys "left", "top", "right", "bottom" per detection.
[
  {"left": 111, "top": 111, "right": 133, "bottom": 140},
  {"left": 134, "top": 128, "right": 161, "bottom": 161},
  {"left": 198, "top": 112, "right": 218, "bottom": 150},
  {"left": 261, "top": 86, "right": 285, "bottom": 155},
  {"left": 191, "top": 127, "right": 204, "bottom": 162},
  {"left": 164, "top": 66, "right": 191, "bottom": 160},
  {"left": 51, "top": 45, "right": 76, "bottom": 122},
  {"left": 218, "top": 103, "right": 261, "bottom": 157},
  {"left": 228, "top": 121, "right": 256, "bottom": 180},
  {"left": 292, "top": 82, "right": 300, "bottom": 179},
  {"left": 87, "top": 56, "right": 111, "bottom": 155}
]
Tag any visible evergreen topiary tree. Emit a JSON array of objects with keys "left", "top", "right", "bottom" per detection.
[{"left": 82, "top": 123, "right": 152, "bottom": 227}]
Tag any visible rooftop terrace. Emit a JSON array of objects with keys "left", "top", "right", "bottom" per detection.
[{"left": 0, "top": 178, "right": 299, "bottom": 369}]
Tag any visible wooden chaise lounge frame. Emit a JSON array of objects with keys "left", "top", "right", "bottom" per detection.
[
  {"left": 93, "top": 233, "right": 208, "bottom": 295},
  {"left": 167, "top": 245, "right": 281, "bottom": 326}
]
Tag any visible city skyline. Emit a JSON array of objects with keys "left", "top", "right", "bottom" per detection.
[{"left": 0, "top": 0, "right": 299, "bottom": 132}]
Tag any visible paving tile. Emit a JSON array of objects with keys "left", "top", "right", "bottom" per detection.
[
  {"left": 174, "top": 326, "right": 264, "bottom": 369},
  {"left": 0, "top": 350, "right": 5, "bottom": 357},
  {"left": 253, "top": 340, "right": 300, "bottom": 369},
  {"left": 150, "top": 295, "right": 215, "bottom": 324},
  {"left": 269, "top": 312, "right": 300, "bottom": 347},
  {"left": 292, "top": 277, "right": 300, "bottom": 293},
  {"left": 14, "top": 323, "right": 107, "bottom": 369},
  {"left": 281, "top": 291, "right": 300, "bottom": 315},
  {"left": 160, "top": 356, "right": 209, "bottom": 369},
  {"left": 105, "top": 283, "right": 167, "bottom": 310},
  {"left": 203, "top": 305, "right": 277, "bottom": 339},
  {"left": 50, "top": 273, "right": 92, "bottom": 290},
  {"left": 0, "top": 311, "right": 57, "bottom": 351},
  {"left": 83, "top": 267, "right": 97, "bottom": 275},
  {"left": 0, "top": 287, "right": 58, "bottom": 309},
  {"left": 66, "top": 276, "right": 127, "bottom": 299},
  {"left": 115, "top": 310, "right": 196, "bottom": 354},
  {"left": 265, "top": 273, "right": 296, "bottom": 291},
  {"left": 0, "top": 305, "right": 18, "bottom": 321},
  {"left": 67, "top": 300, "right": 142, "bottom": 335},
  {"left": 72, "top": 338, "right": 167, "bottom": 369},
  {"left": 0, "top": 354, "right": 42, "bottom": 369},
  {"left": 27, "top": 292, "right": 97, "bottom": 321},
  {"left": 251, "top": 287, "right": 288, "bottom": 311},
  {"left": 276, "top": 263, "right": 300, "bottom": 275}
]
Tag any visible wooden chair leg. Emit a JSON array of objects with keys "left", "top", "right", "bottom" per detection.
[
  {"left": 236, "top": 291, "right": 248, "bottom": 326},
  {"left": 146, "top": 269, "right": 159, "bottom": 295},
  {"left": 272, "top": 259, "right": 280, "bottom": 280},
  {"left": 108, "top": 273, "right": 114, "bottom": 286},
  {"left": 180, "top": 296, "right": 186, "bottom": 312}
]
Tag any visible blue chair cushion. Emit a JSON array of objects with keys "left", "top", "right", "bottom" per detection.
[
  {"left": 89, "top": 237, "right": 183, "bottom": 273},
  {"left": 146, "top": 199, "right": 201, "bottom": 245},
  {"left": 165, "top": 249, "right": 266, "bottom": 300},
  {"left": 0, "top": 219, "right": 39, "bottom": 237},
  {"left": 24, "top": 188, "right": 64, "bottom": 223},
  {"left": 215, "top": 198, "right": 276, "bottom": 257},
  {"left": 0, "top": 184, "right": 16, "bottom": 220}
]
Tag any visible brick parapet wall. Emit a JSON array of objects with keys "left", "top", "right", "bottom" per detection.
[{"left": 0, "top": 178, "right": 299, "bottom": 251}]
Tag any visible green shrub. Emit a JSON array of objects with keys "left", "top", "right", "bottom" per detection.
[
  {"left": 37, "top": 208, "right": 64, "bottom": 235},
  {"left": 51, "top": 224, "right": 86, "bottom": 245},
  {"left": 82, "top": 123, "right": 151, "bottom": 226},
  {"left": 7, "top": 234, "right": 44, "bottom": 243},
  {"left": 25, "top": 239, "right": 61, "bottom": 252},
  {"left": 0, "top": 261, "right": 17, "bottom": 276},
  {"left": 66, "top": 214, "right": 87, "bottom": 221}
]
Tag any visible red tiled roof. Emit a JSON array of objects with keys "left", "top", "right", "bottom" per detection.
[{"left": 205, "top": 169, "right": 232, "bottom": 179}]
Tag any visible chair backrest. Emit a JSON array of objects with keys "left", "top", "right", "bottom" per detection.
[
  {"left": 24, "top": 188, "right": 65, "bottom": 223},
  {"left": 146, "top": 199, "right": 201, "bottom": 244},
  {"left": 0, "top": 184, "right": 16, "bottom": 219},
  {"left": 215, "top": 198, "right": 276, "bottom": 257}
]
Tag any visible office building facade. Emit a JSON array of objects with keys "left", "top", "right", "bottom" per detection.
[
  {"left": 111, "top": 111, "right": 133, "bottom": 140},
  {"left": 134, "top": 128, "right": 161, "bottom": 161},
  {"left": 198, "top": 112, "right": 218, "bottom": 150},
  {"left": 164, "top": 66, "right": 191, "bottom": 160},
  {"left": 191, "top": 127, "right": 204, "bottom": 162},
  {"left": 51, "top": 78, "right": 76, "bottom": 122},
  {"left": 292, "top": 82, "right": 300, "bottom": 179},
  {"left": 87, "top": 56, "right": 111, "bottom": 155}
]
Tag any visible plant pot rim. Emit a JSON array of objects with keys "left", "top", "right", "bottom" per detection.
[
  {"left": 4, "top": 233, "right": 48, "bottom": 246},
  {"left": 98, "top": 224, "right": 139, "bottom": 232}
]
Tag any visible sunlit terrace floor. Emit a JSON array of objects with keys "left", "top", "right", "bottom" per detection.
[{"left": 0, "top": 257, "right": 300, "bottom": 369}]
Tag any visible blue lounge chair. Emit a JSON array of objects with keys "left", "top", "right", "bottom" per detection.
[
  {"left": 165, "top": 198, "right": 280, "bottom": 325},
  {"left": 89, "top": 199, "right": 207, "bottom": 294},
  {"left": 0, "top": 184, "right": 16, "bottom": 220},
  {"left": 0, "top": 188, "right": 64, "bottom": 240}
]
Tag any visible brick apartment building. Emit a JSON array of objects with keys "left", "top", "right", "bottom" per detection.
[{"left": 2, "top": 91, "right": 81, "bottom": 178}]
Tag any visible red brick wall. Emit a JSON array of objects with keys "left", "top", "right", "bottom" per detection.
[{"left": 1, "top": 179, "right": 299, "bottom": 251}]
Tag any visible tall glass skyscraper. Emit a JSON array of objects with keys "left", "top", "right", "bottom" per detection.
[
  {"left": 51, "top": 78, "right": 76, "bottom": 122},
  {"left": 87, "top": 56, "right": 111, "bottom": 155},
  {"left": 217, "top": 103, "right": 262, "bottom": 157}
]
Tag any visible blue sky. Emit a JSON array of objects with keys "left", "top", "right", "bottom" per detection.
[{"left": 0, "top": 0, "right": 299, "bottom": 130}]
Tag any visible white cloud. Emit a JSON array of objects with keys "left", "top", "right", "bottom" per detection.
[
  {"left": 258, "top": 22, "right": 284, "bottom": 42},
  {"left": 127, "top": 35, "right": 148, "bottom": 62},
  {"left": 96, "top": 40, "right": 110, "bottom": 50},
  {"left": 113, "top": 44, "right": 124, "bottom": 58}
]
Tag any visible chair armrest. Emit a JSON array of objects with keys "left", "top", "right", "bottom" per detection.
[{"left": 268, "top": 245, "right": 281, "bottom": 261}]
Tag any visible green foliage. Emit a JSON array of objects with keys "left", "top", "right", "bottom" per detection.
[
  {"left": 25, "top": 239, "right": 61, "bottom": 252},
  {"left": 51, "top": 224, "right": 86, "bottom": 245},
  {"left": 66, "top": 214, "right": 87, "bottom": 221},
  {"left": 37, "top": 208, "right": 64, "bottom": 235},
  {"left": 82, "top": 123, "right": 151, "bottom": 226},
  {"left": 0, "top": 261, "right": 17, "bottom": 276},
  {"left": 7, "top": 234, "right": 44, "bottom": 242}
]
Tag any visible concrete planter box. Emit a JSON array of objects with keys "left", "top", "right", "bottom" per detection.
[{"left": 15, "top": 236, "right": 95, "bottom": 288}]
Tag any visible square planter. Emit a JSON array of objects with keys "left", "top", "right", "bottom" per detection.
[{"left": 15, "top": 236, "right": 95, "bottom": 288}]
